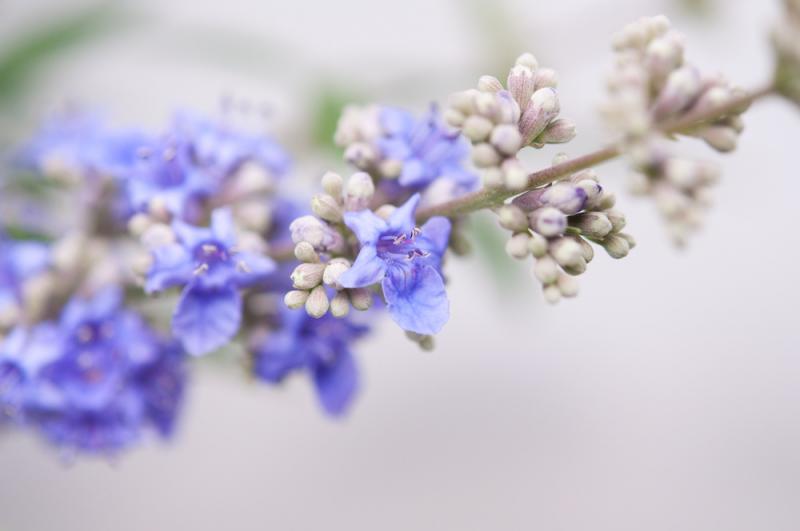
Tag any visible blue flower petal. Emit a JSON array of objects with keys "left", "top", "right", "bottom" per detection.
[
  {"left": 313, "top": 349, "right": 358, "bottom": 417},
  {"left": 172, "top": 286, "right": 241, "bottom": 356},
  {"left": 382, "top": 264, "right": 449, "bottom": 335},
  {"left": 338, "top": 245, "right": 387, "bottom": 288},
  {"left": 172, "top": 219, "right": 211, "bottom": 249},
  {"left": 397, "top": 158, "right": 426, "bottom": 187},
  {"left": 145, "top": 244, "right": 194, "bottom": 293},
  {"left": 387, "top": 193, "right": 421, "bottom": 234},
  {"left": 420, "top": 216, "right": 452, "bottom": 255},
  {"left": 210, "top": 208, "right": 236, "bottom": 247},
  {"left": 342, "top": 209, "right": 387, "bottom": 244},
  {"left": 232, "top": 251, "right": 275, "bottom": 286}
]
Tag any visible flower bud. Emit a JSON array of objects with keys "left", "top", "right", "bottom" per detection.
[
  {"left": 323, "top": 259, "right": 351, "bottom": 289},
  {"left": 502, "top": 158, "right": 528, "bottom": 190},
  {"left": 528, "top": 231, "right": 549, "bottom": 258},
  {"left": 444, "top": 108, "right": 466, "bottom": 127},
  {"left": 549, "top": 237, "right": 584, "bottom": 268},
  {"left": 311, "top": 193, "right": 343, "bottom": 223},
  {"left": 482, "top": 167, "right": 504, "bottom": 188},
  {"left": 533, "top": 68, "right": 558, "bottom": 90},
  {"left": 128, "top": 213, "right": 153, "bottom": 237},
  {"left": 284, "top": 290, "right": 309, "bottom": 309},
  {"left": 542, "top": 284, "right": 561, "bottom": 304},
  {"left": 472, "top": 143, "right": 501, "bottom": 168},
  {"left": 294, "top": 241, "right": 320, "bottom": 263},
  {"left": 344, "top": 142, "right": 378, "bottom": 170},
  {"left": 533, "top": 256, "right": 559, "bottom": 284},
  {"left": 541, "top": 183, "right": 588, "bottom": 215},
  {"left": 507, "top": 65, "right": 536, "bottom": 111},
  {"left": 291, "top": 263, "right": 325, "bottom": 290},
  {"left": 330, "top": 291, "right": 350, "bottom": 318},
  {"left": 698, "top": 125, "right": 738, "bottom": 153},
  {"left": 530, "top": 207, "right": 567, "bottom": 237},
  {"left": 505, "top": 233, "right": 531, "bottom": 259},
  {"left": 557, "top": 273, "right": 579, "bottom": 298},
  {"left": 305, "top": 285, "right": 329, "bottom": 318},
  {"left": 535, "top": 118, "right": 576, "bottom": 145},
  {"left": 496, "top": 205, "right": 529, "bottom": 232},
  {"left": 449, "top": 89, "right": 479, "bottom": 114},
  {"left": 490, "top": 124, "right": 523, "bottom": 156},
  {"left": 561, "top": 256, "right": 587, "bottom": 276},
  {"left": 572, "top": 235, "right": 594, "bottom": 263},
  {"left": 652, "top": 65, "right": 702, "bottom": 121},
  {"left": 321, "top": 171, "right": 344, "bottom": 198},
  {"left": 605, "top": 210, "right": 627, "bottom": 233},
  {"left": 519, "top": 88, "right": 560, "bottom": 145},
  {"left": 290, "top": 215, "right": 326, "bottom": 247},
  {"left": 600, "top": 234, "right": 631, "bottom": 259},
  {"left": 345, "top": 172, "right": 375, "bottom": 211},
  {"left": 141, "top": 223, "right": 175, "bottom": 249},
  {"left": 348, "top": 287, "right": 373, "bottom": 311},
  {"left": 570, "top": 212, "right": 613, "bottom": 239},
  {"left": 515, "top": 52, "right": 538, "bottom": 70},
  {"left": 462, "top": 116, "right": 494, "bottom": 142},
  {"left": 478, "top": 75, "right": 504, "bottom": 93},
  {"left": 379, "top": 159, "right": 403, "bottom": 178}
]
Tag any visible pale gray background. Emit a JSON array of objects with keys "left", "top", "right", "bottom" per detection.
[{"left": 1, "top": 0, "right": 798, "bottom": 530}]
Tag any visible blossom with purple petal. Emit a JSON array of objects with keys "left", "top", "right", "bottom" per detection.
[
  {"left": 0, "top": 236, "right": 50, "bottom": 327},
  {"left": 146, "top": 208, "right": 275, "bottom": 355},
  {"left": 1, "top": 287, "right": 186, "bottom": 454},
  {"left": 126, "top": 112, "right": 291, "bottom": 220},
  {"left": 253, "top": 306, "right": 369, "bottom": 416},
  {"left": 338, "top": 193, "right": 451, "bottom": 335}
]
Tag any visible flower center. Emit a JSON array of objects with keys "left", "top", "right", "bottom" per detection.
[{"left": 376, "top": 228, "right": 429, "bottom": 261}]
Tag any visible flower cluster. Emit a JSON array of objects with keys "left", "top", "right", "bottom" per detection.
[
  {"left": 0, "top": 287, "right": 185, "bottom": 455},
  {"left": 603, "top": 15, "right": 748, "bottom": 245},
  {"left": 497, "top": 155, "right": 634, "bottom": 303},
  {"left": 445, "top": 53, "right": 576, "bottom": 189},
  {"left": 334, "top": 104, "right": 479, "bottom": 204}
]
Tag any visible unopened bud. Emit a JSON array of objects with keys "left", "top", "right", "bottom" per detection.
[
  {"left": 311, "top": 193, "right": 343, "bottom": 223},
  {"left": 550, "top": 237, "right": 584, "bottom": 268},
  {"left": 323, "top": 259, "right": 351, "bottom": 289},
  {"left": 472, "top": 143, "right": 501, "bottom": 168},
  {"left": 528, "top": 231, "right": 549, "bottom": 258},
  {"left": 541, "top": 182, "right": 588, "bottom": 215},
  {"left": 490, "top": 124, "right": 523, "bottom": 156},
  {"left": 535, "top": 118, "right": 576, "bottom": 145},
  {"left": 519, "top": 88, "right": 560, "bottom": 145},
  {"left": 462, "top": 116, "right": 494, "bottom": 142},
  {"left": 478, "top": 75, "right": 504, "bottom": 93},
  {"left": 600, "top": 234, "right": 631, "bottom": 259},
  {"left": 294, "top": 241, "right": 320, "bottom": 263},
  {"left": 497, "top": 205, "right": 529, "bottom": 232},
  {"left": 530, "top": 207, "right": 567, "bottom": 237},
  {"left": 507, "top": 65, "right": 536, "bottom": 111},
  {"left": 542, "top": 284, "right": 562, "bottom": 304},
  {"left": 505, "top": 233, "right": 531, "bottom": 259},
  {"left": 141, "top": 223, "right": 175, "bottom": 249},
  {"left": 605, "top": 210, "right": 627, "bottom": 233},
  {"left": 570, "top": 212, "right": 613, "bottom": 239},
  {"left": 348, "top": 287, "right": 373, "bottom": 311},
  {"left": 284, "top": 290, "right": 309, "bottom": 309},
  {"left": 533, "top": 256, "right": 559, "bottom": 285},
  {"left": 533, "top": 68, "right": 559, "bottom": 90},
  {"left": 321, "top": 171, "right": 344, "bottom": 198},
  {"left": 652, "top": 65, "right": 702, "bottom": 121},
  {"left": 557, "top": 273, "right": 580, "bottom": 298},
  {"left": 698, "top": 125, "right": 738, "bottom": 153},
  {"left": 128, "top": 213, "right": 153, "bottom": 237},
  {"left": 305, "top": 285, "right": 329, "bottom": 318},
  {"left": 502, "top": 158, "right": 528, "bottom": 190},
  {"left": 515, "top": 52, "right": 538, "bottom": 70},
  {"left": 291, "top": 263, "right": 325, "bottom": 290},
  {"left": 330, "top": 291, "right": 350, "bottom": 318},
  {"left": 345, "top": 172, "right": 375, "bottom": 211}
]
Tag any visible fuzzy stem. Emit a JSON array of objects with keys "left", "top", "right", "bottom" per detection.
[{"left": 416, "top": 83, "right": 775, "bottom": 222}]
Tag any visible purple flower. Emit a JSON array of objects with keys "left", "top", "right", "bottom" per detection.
[
  {"left": 377, "top": 106, "right": 478, "bottom": 193},
  {"left": 126, "top": 112, "right": 291, "bottom": 220},
  {"left": 146, "top": 208, "right": 275, "bottom": 355},
  {"left": 0, "top": 237, "right": 50, "bottom": 324},
  {"left": 338, "top": 194, "right": 451, "bottom": 335},
  {"left": 253, "top": 307, "right": 369, "bottom": 416},
  {"left": 1, "top": 288, "right": 187, "bottom": 454}
]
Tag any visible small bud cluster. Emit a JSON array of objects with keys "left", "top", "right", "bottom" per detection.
[
  {"left": 445, "top": 53, "right": 576, "bottom": 190},
  {"left": 773, "top": 0, "right": 800, "bottom": 106},
  {"left": 497, "top": 155, "right": 634, "bottom": 303},
  {"left": 286, "top": 171, "right": 375, "bottom": 319},
  {"left": 603, "top": 15, "right": 747, "bottom": 245}
]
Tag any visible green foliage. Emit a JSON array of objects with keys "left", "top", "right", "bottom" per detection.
[{"left": 310, "top": 85, "right": 361, "bottom": 155}]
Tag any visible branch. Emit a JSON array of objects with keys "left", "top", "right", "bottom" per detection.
[{"left": 416, "top": 82, "right": 776, "bottom": 223}]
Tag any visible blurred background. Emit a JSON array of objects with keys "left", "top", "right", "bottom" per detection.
[{"left": 1, "top": 0, "right": 799, "bottom": 530}]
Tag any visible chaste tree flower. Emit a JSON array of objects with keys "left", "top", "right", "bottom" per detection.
[
  {"left": 0, "top": 287, "right": 186, "bottom": 454},
  {"left": 146, "top": 208, "right": 275, "bottom": 356},
  {"left": 252, "top": 307, "right": 369, "bottom": 417},
  {"left": 0, "top": 236, "right": 50, "bottom": 329},
  {"left": 338, "top": 194, "right": 451, "bottom": 335}
]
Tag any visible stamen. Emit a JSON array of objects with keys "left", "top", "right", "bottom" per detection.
[{"left": 193, "top": 263, "right": 209, "bottom": 275}]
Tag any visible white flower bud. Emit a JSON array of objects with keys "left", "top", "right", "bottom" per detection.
[
  {"left": 598, "top": 191, "right": 617, "bottom": 210},
  {"left": 330, "top": 291, "right": 351, "bottom": 318},
  {"left": 294, "top": 241, "right": 319, "bottom": 263},
  {"left": 345, "top": 172, "right": 375, "bottom": 211},
  {"left": 128, "top": 213, "right": 153, "bottom": 237},
  {"left": 496, "top": 205, "right": 529, "bottom": 232},
  {"left": 550, "top": 237, "right": 584, "bottom": 268},
  {"left": 519, "top": 88, "right": 560, "bottom": 145},
  {"left": 462, "top": 115, "right": 494, "bottom": 142},
  {"left": 572, "top": 235, "right": 594, "bottom": 263},
  {"left": 533, "top": 68, "right": 559, "bottom": 90},
  {"left": 379, "top": 159, "right": 403, "bottom": 179},
  {"left": 478, "top": 75, "right": 504, "bottom": 93},
  {"left": 535, "top": 118, "right": 576, "bottom": 145},
  {"left": 284, "top": 290, "right": 309, "bottom": 309},
  {"left": 444, "top": 108, "right": 466, "bottom": 127},
  {"left": 374, "top": 205, "right": 396, "bottom": 220},
  {"left": 533, "top": 256, "right": 559, "bottom": 285},
  {"left": 652, "top": 65, "right": 702, "bottom": 121},
  {"left": 290, "top": 215, "right": 326, "bottom": 247},
  {"left": 348, "top": 288, "right": 373, "bottom": 311},
  {"left": 601, "top": 234, "right": 631, "bottom": 259},
  {"left": 305, "top": 286, "right": 329, "bottom": 318},
  {"left": 605, "top": 210, "right": 627, "bottom": 233},
  {"left": 490, "top": 124, "right": 523, "bottom": 155},
  {"left": 502, "top": 158, "right": 528, "bottom": 190},
  {"left": 291, "top": 263, "right": 325, "bottom": 290},
  {"left": 557, "top": 273, "right": 580, "bottom": 298},
  {"left": 619, "top": 232, "right": 637, "bottom": 249},
  {"left": 507, "top": 65, "right": 536, "bottom": 111},
  {"left": 541, "top": 182, "right": 587, "bottom": 215},
  {"left": 311, "top": 193, "right": 343, "bottom": 223},
  {"left": 131, "top": 252, "right": 153, "bottom": 277},
  {"left": 515, "top": 52, "right": 538, "bottom": 70},
  {"left": 147, "top": 196, "right": 170, "bottom": 222},
  {"left": 528, "top": 231, "right": 549, "bottom": 258},
  {"left": 230, "top": 161, "right": 273, "bottom": 196},
  {"left": 530, "top": 207, "right": 567, "bottom": 237},
  {"left": 321, "top": 171, "right": 344, "bottom": 198},
  {"left": 323, "top": 259, "right": 351, "bottom": 289},
  {"left": 561, "top": 256, "right": 587, "bottom": 276},
  {"left": 482, "top": 167, "right": 505, "bottom": 188},
  {"left": 542, "top": 284, "right": 562, "bottom": 304},
  {"left": 505, "top": 233, "right": 531, "bottom": 259},
  {"left": 570, "top": 212, "right": 613, "bottom": 239},
  {"left": 344, "top": 142, "right": 378, "bottom": 170},
  {"left": 472, "top": 143, "right": 501, "bottom": 168},
  {"left": 449, "top": 89, "right": 479, "bottom": 114},
  {"left": 698, "top": 125, "right": 738, "bottom": 153}
]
